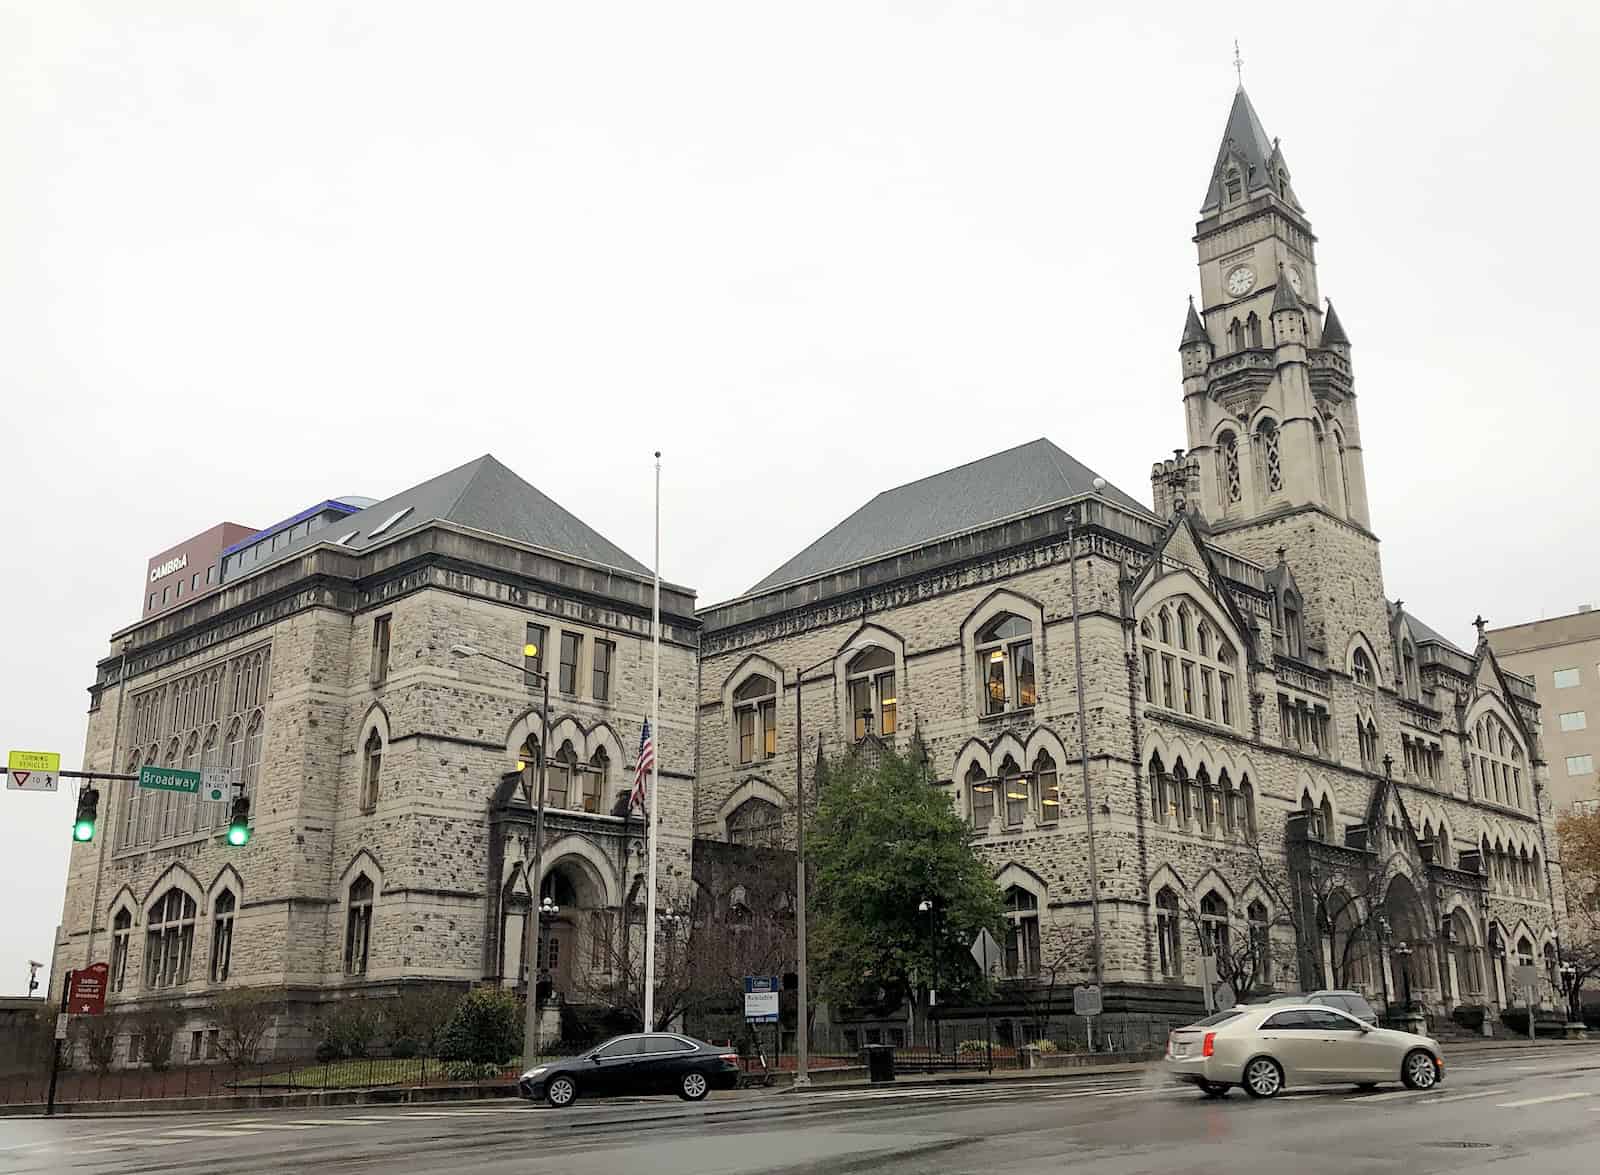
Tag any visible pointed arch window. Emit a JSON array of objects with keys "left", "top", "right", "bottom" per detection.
[
  {"left": 1148, "top": 752, "right": 1168, "bottom": 825},
  {"left": 1247, "top": 901, "right": 1270, "bottom": 988},
  {"left": 847, "top": 647, "right": 898, "bottom": 738},
  {"left": 1034, "top": 752, "right": 1060, "bottom": 824},
  {"left": 585, "top": 747, "right": 608, "bottom": 814},
  {"left": 1246, "top": 312, "right": 1262, "bottom": 348},
  {"left": 344, "top": 874, "right": 374, "bottom": 976},
  {"left": 968, "top": 762, "right": 995, "bottom": 831},
  {"left": 361, "top": 728, "right": 383, "bottom": 813},
  {"left": 1003, "top": 886, "right": 1041, "bottom": 977},
  {"left": 145, "top": 889, "right": 197, "bottom": 989},
  {"left": 727, "top": 797, "right": 782, "bottom": 847},
  {"left": 734, "top": 674, "right": 779, "bottom": 764},
  {"left": 1313, "top": 419, "right": 1330, "bottom": 498},
  {"left": 550, "top": 741, "right": 578, "bottom": 810},
  {"left": 210, "top": 890, "right": 236, "bottom": 983},
  {"left": 1200, "top": 892, "right": 1229, "bottom": 956},
  {"left": 110, "top": 908, "right": 132, "bottom": 993},
  {"left": 1227, "top": 318, "right": 1245, "bottom": 351},
  {"left": 1217, "top": 431, "right": 1243, "bottom": 505},
  {"left": 976, "top": 614, "right": 1035, "bottom": 716},
  {"left": 1352, "top": 649, "right": 1375, "bottom": 688},
  {"left": 1240, "top": 774, "right": 1257, "bottom": 839},
  {"left": 1255, "top": 418, "right": 1283, "bottom": 494},
  {"left": 1156, "top": 887, "right": 1182, "bottom": 977},
  {"left": 1000, "top": 755, "right": 1027, "bottom": 829},
  {"left": 1139, "top": 597, "right": 1238, "bottom": 730}
]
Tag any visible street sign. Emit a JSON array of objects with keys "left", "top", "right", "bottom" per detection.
[
  {"left": 1513, "top": 964, "right": 1539, "bottom": 992},
  {"left": 970, "top": 928, "right": 1003, "bottom": 977},
  {"left": 744, "top": 975, "right": 780, "bottom": 1023},
  {"left": 6, "top": 750, "right": 60, "bottom": 792},
  {"left": 55, "top": 1014, "right": 68, "bottom": 1041},
  {"left": 201, "top": 767, "right": 237, "bottom": 803},
  {"left": 1073, "top": 984, "right": 1103, "bottom": 1017},
  {"left": 139, "top": 766, "right": 201, "bottom": 793},
  {"left": 67, "top": 963, "right": 109, "bottom": 1015}
]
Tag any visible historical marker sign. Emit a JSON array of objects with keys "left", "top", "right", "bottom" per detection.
[
  {"left": 139, "top": 766, "right": 201, "bottom": 793},
  {"left": 67, "top": 963, "right": 109, "bottom": 1016},
  {"left": 6, "top": 750, "right": 61, "bottom": 792},
  {"left": 1073, "top": 984, "right": 1103, "bottom": 1018}
]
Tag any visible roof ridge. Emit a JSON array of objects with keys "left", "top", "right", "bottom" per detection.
[
  {"left": 865, "top": 437, "right": 1056, "bottom": 498},
  {"left": 444, "top": 454, "right": 499, "bottom": 521}
]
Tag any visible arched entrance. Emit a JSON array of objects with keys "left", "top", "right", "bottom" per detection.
[
  {"left": 1381, "top": 875, "right": 1437, "bottom": 1009},
  {"left": 1444, "top": 907, "right": 1483, "bottom": 1005},
  {"left": 498, "top": 847, "right": 620, "bottom": 1005}
]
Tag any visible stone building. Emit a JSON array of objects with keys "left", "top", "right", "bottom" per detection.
[
  {"left": 698, "top": 86, "right": 1565, "bottom": 1037},
  {"left": 51, "top": 455, "right": 701, "bottom": 1057},
  {"left": 50, "top": 85, "right": 1567, "bottom": 1060}
]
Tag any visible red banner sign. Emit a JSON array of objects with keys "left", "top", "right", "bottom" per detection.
[{"left": 67, "top": 963, "right": 109, "bottom": 1015}]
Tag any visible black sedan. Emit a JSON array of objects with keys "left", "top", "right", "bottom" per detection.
[{"left": 518, "top": 1033, "right": 742, "bottom": 1107}]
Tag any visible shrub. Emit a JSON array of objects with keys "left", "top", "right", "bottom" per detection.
[
  {"left": 1500, "top": 1007, "right": 1530, "bottom": 1036},
  {"left": 128, "top": 1006, "right": 185, "bottom": 1071},
  {"left": 437, "top": 988, "right": 523, "bottom": 1065},
  {"left": 442, "top": 1060, "right": 505, "bottom": 1082},
  {"left": 315, "top": 1002, "right": 384, "bottom": 1061},
  {"left": 1026, "top": 1039, "right": 1059, "bottom": 1054},
  {"left": 74, "top": 1014, "right": 123, "bottom": 1074},
  {"left": 385, "top": 985, "right": 459, "bottom": 1059},
  {"left": 211, "top": 987, "right": 282, "bottom": 1065},
  {"left": 1450, "top": 1004, "right": 1486, "bottom": 1032},
  {"left": 955, "top": 1039, "right": 991, "bottom": 1056}
]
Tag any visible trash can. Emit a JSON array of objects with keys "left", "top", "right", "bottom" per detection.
[{"left": 861, "top": 1044, "right": 896, "bottom": 1083}]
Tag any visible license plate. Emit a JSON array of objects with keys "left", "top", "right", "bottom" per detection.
[{"left": 1175, "top": 1043, "right": 1189, "bottom": 1057}]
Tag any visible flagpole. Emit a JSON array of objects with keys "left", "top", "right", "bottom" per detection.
[{"left": 643, "top": 451, "right": 662, "bottom": 1032}]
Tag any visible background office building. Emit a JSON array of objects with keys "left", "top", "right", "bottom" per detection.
[{"left": 1490, "top": 609, "right": 1600, "bottom": 816}]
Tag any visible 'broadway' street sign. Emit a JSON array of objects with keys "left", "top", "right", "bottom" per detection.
[{"left": 138, "top": 766, "right": 201, "bottom": 793}]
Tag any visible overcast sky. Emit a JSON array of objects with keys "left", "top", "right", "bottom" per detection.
[{"left": 3, "top": 2, "right": 1598, "bottom": 993}]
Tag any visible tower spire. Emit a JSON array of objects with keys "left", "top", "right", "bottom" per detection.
[
  {"left": 1180, "top": 295, "right": 1208, "bottom": 346},
  {"left": 1233, "top": 39, "right": 1243, "bottom": 89}
]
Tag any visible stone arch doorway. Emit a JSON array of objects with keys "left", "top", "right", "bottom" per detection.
[
  {"left": 1444, "top": 906, "right": 1483, "bottom": 1005},
  {"left": 536, "top": 854, "right": 617, "bottom": 1005},
  {"left": 1381, "top": 875, "right": 1437, "bottom": 1007}
]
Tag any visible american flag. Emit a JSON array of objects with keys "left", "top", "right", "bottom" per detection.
[{"left": 629, "top": 720, "right": 654, "bottom": 812}]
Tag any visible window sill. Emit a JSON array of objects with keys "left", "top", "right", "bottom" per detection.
[{"left": 978, "top": 707, "right": 1035, "bottom": 724}]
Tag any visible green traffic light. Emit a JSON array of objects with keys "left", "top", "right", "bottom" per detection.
[
  {"left": 73, "top": 820, "right": 96, "bottom": 843},
  {"left": 227, "top": 824, "right": 250, "bottom": 846}
]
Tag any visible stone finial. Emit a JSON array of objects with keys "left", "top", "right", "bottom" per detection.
[{"left": 1472, "top": 615, "right": 1488, "bottom": 640}]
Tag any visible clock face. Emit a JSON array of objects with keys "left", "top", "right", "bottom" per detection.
[
  {"left": 1287, "top": 266, "right": 1305, "bottom": 296},
  {"left": 1225, "top": 266, "right": 1256, "bottom": 297}
]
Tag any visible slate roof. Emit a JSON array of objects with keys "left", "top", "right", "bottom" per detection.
[
  {"left": 1200, "top": 87, "right": 1277, "bottom": 213},
  {"left": 746, "top": 438, "right": 1148, "bottom": 595},
  {"left": 1271, "top": 267, "right": 1302, "bottom": 314},
  {"left": 1389, "top": 601, "right": 1467, "bottom": 656},
  {"left": 1321, "top": 300, "right": 1351, "bottom": 347},
  {"left": 233, "top": 455, "right": 652, "bottom": 580},
  {"left": 1180, "top": 297, "right": 1209, "bottom": 346}
]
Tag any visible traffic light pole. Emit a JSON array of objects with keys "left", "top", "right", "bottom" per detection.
[{"left": 45, "top": 969, "right": 71, "bottom": 1117}]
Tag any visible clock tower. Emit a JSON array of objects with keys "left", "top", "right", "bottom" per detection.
[{"left": 1168, "top": 86, "right": 1387, "bottom": 675}]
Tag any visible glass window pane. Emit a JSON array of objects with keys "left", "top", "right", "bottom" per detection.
[{"left": 1014, "top": 641, "right": 1036, "bottom": 707}]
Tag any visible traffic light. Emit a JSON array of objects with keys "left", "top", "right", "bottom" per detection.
[
  {"left": 226, "top": 794, "right": 251, "bottom": 846},
  {"left": 72, "top": 786, "right": 99, "bottom": 843}
]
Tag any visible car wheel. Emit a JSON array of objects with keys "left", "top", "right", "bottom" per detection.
[
  {"left": 545, "top": 1075, "right": 578, "bottom": 1108},
  {"left": 1199, "top": 1081, "right": 1229, "bottom": 1099},
  {"left": 679, "top": 1071, "right": 710, "bottom": 1101},
  {"left": 1401, "top": 1050, "right": 1439, "bottom": 1091},
  {"left": 1242, "top": 1057, "right": 1284, "bottom": 1099}
]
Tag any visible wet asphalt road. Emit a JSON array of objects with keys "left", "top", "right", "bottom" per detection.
[{"left": 4, "top": 1045, "right": 1600, "bottom": 1174}]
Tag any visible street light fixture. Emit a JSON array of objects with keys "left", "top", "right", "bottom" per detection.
[
  {"left": 918, "top": 898, "right": 939, "bottom": 1055},
  {"left": 453, "top": 640, "right": 552, "bottom": 1059},
  {"left": 1393, "top": 940, "right": 1414, "bottom": 1011}
]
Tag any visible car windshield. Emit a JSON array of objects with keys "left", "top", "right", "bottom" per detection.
[{"left": 1187, "top": 1008, "right": 1248, "bottom": 1028}]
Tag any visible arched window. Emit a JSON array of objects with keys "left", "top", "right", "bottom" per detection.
[
  {"left": 1156, "top": 887, "right": 1182, "bottom": 977},
  {"left": 1248, "top": 901, "right": 1271, "bottom": 991},
  {"left": 1173, "top": 760, "right": 1194, "bottom": 825},
  {"left": 847, "top": 646, "right": 897, "bottom": 738},
  {"left": 210, "top": 890, "right": 236, "bottom": 983},
  {"left": 1352, "top": 649, "right": 1375, "bottom": 688},
  {"left": 1219, "top": 769, "right": 1237, "bottom": 835},
  {"left": 1401, "top": 640, "right": 1417, "bottom": 699},
  {"left": 733, "top": 674, "right": 778, "bottom": 764},
  {"left": 1200, "top": 892, "right": 1229, "bottom": 956},
  {"left": 361, "top": 729, "right": 383, "bottom": 813},
  {"left": 199, "top": 727, "right": 221, "bottom": 830},
  {"left": 549, "top": 741, "right": 578, "bottom": 810},
  {"left": 1313, "top": 419, "right": 1329, "bottom": 497},
  {"left": 1254, "top": 418, "right": 1283, "bottom": 494},
  {"left": 1246, "top": 312, "right": 1262, "bottom": 348},
  {"left": 1217, "top": 432, "right": 1242, "bottom": 505},
  {"left": 999, "top": 756, "right": 1027, "bottom": 829},
  {"left": 1197, "top": 765, "right": 1216, "bottom": 833},
  {"left": 1473, "top": 714, "right": 1524, "bottom": 809},
  {"left": 1003, "top": 887, "right": 1042, "bottom": 978},
  {"left": 1240, "top": 774, "right": 1257, "bottom": 839},
  {"left": 1148, "top": 752, "right": 1168, "bottom": 824},
  {"left": 1227, "top": 318, "right": 1245, "bottom": 351},
  {"left": 1034, "top": 751, "right": 1060, "bottom": 825},
  {"left": 1139, "top": 597, "right": 1238, "bottom": 728},
  {"left": 976, "top": 615, "right": 1035, "bottom": 716},
  {"left": 110, "top": 908, "right": 132, "bottom": 993},
  {"left": 727, "top": 797, "right": 783, "bottom": 847},
  {"left": 1282, "top": 591, "right": 1304, "bottom": 659},
  {"left": 242, "top": 713, "right": 264, "bottom": 792},
  {"left": 968, "top": 762, "right": 995, "bottom": 831},
  {"left": 1321, "top": 796, "right": 1335, "bottom": 844},
  {"left": 517, "top": 735, "right": 541, "bottom": 797},
  {"left": 345, "top": 875, "right": 374, "bottom": 976},
  {"left": 1225, "top": 169, "right": 1242, "bottom": 202},
  {"left": 145, "top": 889, "right": 197, "bottom": 990},
  {"left": 584, "top": 746, "right": 608, "bottom": 813}
]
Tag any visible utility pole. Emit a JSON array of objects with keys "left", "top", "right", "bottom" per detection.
[{"left": 1068, "top": 490, "right": 1106, "bottom": 984}]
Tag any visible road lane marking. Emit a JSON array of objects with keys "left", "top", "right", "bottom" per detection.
[
  {"left": 1494, "top": 1092, "right": 1594, "bottom": 1108},
  {"left": 1420, "top": 1088, "right": 1510, "bottom": 1105},
  {"left": 1344, "top": 1090, "right": 1424, "bottom": 1102},
  {"left": 153, "top": 1128, "right": 253, "bottom": 1138}
]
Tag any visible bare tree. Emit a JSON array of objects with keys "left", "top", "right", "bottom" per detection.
[
  {"left": 210, "top": 987, "right": 283, "bottom": 1064},
  {"left": 74, "top": 1014, "right": 123, "bottom": 1074}
]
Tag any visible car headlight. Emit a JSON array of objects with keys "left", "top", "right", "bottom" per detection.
[{"left": 521, "top": 1066, "right": 548, "bottom": 1080}]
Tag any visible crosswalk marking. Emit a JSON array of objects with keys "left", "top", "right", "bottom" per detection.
[
  {"left": 1494, "top": 1092, "right": 1593, "bottom": 1108},
  {"left": 1420, "top": 1088, "right": 1510, "bottom": 1105}
]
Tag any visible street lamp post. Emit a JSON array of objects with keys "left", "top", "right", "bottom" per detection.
[
  {"left": 1066, "top": 485, "right": 1107, "bottom": 985},
  {"left": 453, "top": 641, "right": 550, "bottom": 1059},
  {"left": 1394, "top": 940, "right": 1414, "bottom": 1011},
  {"left": 919, "top": 898, "right": 939, "bottom": 1056},
  {"left": 1376, "top": 914, "right": 1393, "bottom": 1017}
]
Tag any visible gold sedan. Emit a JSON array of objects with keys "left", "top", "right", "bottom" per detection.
[{"left": 1165, "top": 1004, "right": 1444, "bottom": 1098}]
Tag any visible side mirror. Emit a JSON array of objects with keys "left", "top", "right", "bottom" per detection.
[
  {"left": 1358, "top": 1023, "right": 1372, "bottom": 1034},
  {"left": 590, "top": 1053, "right": 603, "bottom": 1063}
]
